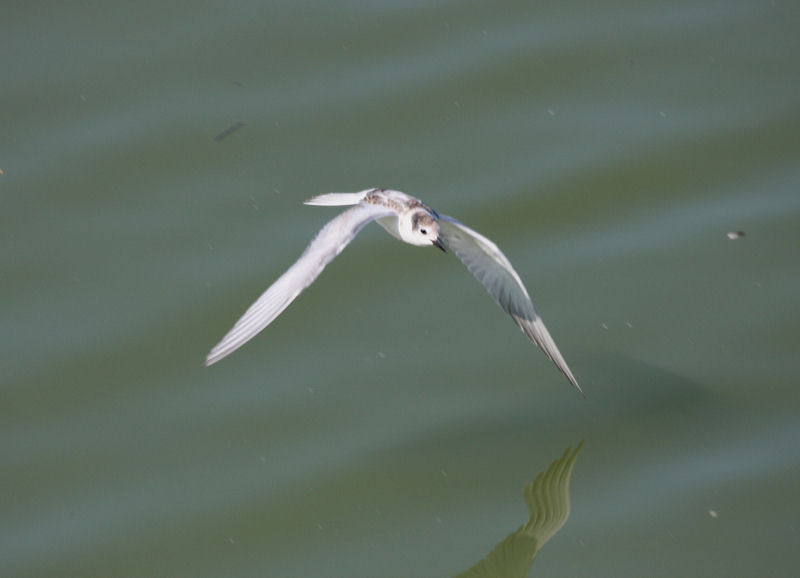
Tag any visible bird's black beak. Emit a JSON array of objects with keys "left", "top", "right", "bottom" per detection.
[{"left": 432, "top": 238, "right": 447, "bottom": 252}]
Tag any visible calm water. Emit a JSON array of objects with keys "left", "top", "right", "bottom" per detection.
[{"left": 2, "top": 1, "right": 799, "bottom": 576}]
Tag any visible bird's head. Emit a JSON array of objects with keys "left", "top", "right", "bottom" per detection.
[{"left": 401, "top": 209, "right": 446, "bottom": 251}]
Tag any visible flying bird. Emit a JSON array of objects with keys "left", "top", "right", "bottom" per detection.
[{"left": 205, "top": 188, "right": 582, "bottom": 395}]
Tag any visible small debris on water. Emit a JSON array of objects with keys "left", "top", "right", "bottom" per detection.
[
  {"left": 214, "top": 121, "right": 244, "bottom": 142},
  {"left": 726, "top": 230, "right": 745, "bottom": 239}
]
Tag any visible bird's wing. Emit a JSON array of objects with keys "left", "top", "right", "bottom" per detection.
[
  {"left": 437, "top": 215, "right": 582, "bottom": 394},
  {"left": 205, "top": 202, "right": 396, "bottom": 366}
]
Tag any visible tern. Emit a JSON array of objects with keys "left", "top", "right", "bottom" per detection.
[{"left": 205, "top": 188, "right": 582, "bottom": 395}]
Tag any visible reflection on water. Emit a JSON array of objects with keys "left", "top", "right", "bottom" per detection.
[{"left": 453, "top": 442, "right": 583, "bottom": 578}]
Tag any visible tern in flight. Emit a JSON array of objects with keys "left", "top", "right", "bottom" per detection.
[{"left": 205, "top": 188, "right": 582, "bottom": 395}]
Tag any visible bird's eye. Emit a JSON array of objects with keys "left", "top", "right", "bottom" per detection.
[{"left": 420, "top": 229, "right": 427, "bottom": 235}]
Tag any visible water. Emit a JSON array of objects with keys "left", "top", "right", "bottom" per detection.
[{"left": 2, "top": 1, "right": 799, "bottom": 576}]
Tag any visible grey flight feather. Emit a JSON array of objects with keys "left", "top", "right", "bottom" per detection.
[
  {"left": 438, "top": 215, "right": 583, "bottom": 395},
  {"left": 205, "top": 202, "right": 394, "bottom": 366}
]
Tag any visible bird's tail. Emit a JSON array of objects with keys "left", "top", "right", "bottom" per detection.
[{"left": 304, "top": 190, "right": 373, "bottom": 206}]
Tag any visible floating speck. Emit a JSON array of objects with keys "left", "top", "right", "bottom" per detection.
[
  {"left": 709, "top": 509, "right": 718, "bottom": 518},
  {"left": 726, "top": 230, "right": 745, "bottom": 239},
  {"left": 214, "top": 121, "right": 244, "bottom": 142}
]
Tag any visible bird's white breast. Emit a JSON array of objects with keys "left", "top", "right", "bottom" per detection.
[{"left": 375, "top": 216, "right": 403, "bottom": 240}]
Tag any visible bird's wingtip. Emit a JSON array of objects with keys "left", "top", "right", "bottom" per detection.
[
  {"left": 204, "top": 349, "right": 223, "bottom": 367},
  {"left": 561, "top": 369, "right": 585, "bottom": 398}
]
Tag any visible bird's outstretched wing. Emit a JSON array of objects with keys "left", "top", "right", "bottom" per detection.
[
  {"left": 438, "top": 215, "right": 582, "bottom": 394},
  {"left": 205, "top": 202, "right": 395, "bottom": 366}
]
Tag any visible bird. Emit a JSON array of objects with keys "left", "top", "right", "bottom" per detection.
[{"left": 205, "top": 188, "right": 582, "bottom": 395}]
